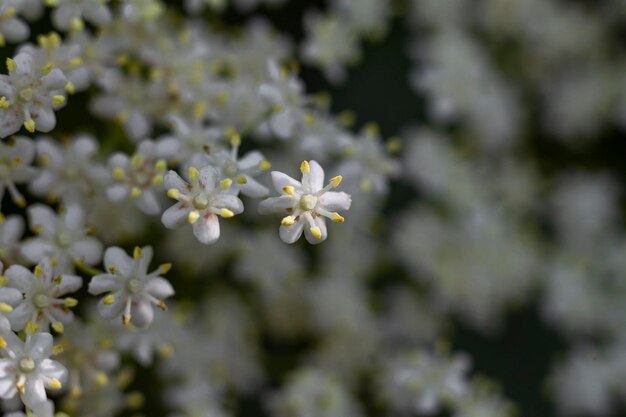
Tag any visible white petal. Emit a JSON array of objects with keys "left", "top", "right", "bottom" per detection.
[
  {"left": 27, "top": 204, "right": 57, "bottom": 235},
  {"left": 0, "top": 215, "right": 24, "bottom": 244},
  {"left": 136, "top": 246, "right": 153, "bottom": 276},
  {"left": 5, "top": 264, "right": 34, "bottom": 292},
  {"left": 193, "top": 214, "right": 220, "bottom": 244},
  {"left": 136, "top": 190, "right": 160, "bottom": 215},
  {"left": 163, "top": 170, "right": 188, "bottom": 192},
  {"left": 270, "top": 171, "right": 301, "bottom": 194},
  {"left": 0, "top": 287, "right": 21, "bottom": 306},
  {"left": 240, "top": 177, "right": 269, "bottom": 198},
  {"left": 304, "top": 216, "right": 328, "bottom": 245},
  {"left": 107, "top": 184, "right": 128, "bottom": 201},
  {"left": 25, "top": 333, "right": 52, "bottom": 360},
  {"left": 212, "top": 194, "right": 244, "bottom": 214},
  {"left": 97, "top": 294, "right": 126, "bottom": 320},
  {"left": 39, "top": 359, "right": 67, "bottom": 382},
  {"left": 88, "top": 274, "right": 119, "bottom": 295},
  {"left": 145, "top": 277, "right": 174, "bottom": 299},
  {"left": 22, "top": 378, "right": 46, "bottom": 408},
  {"left": 131, "top": 300, "right": 154, "bottom": 328},
  {"left": 198, "top": 166, "right": 218, "bottom": 191},
  {"left": 318, "top": 191, "right": 352, "bottom": 211},
  {"left": 238, "top": 151, "right": 264, "bottom": 171},
  {"left": 63, "top": 204, "right": 84, "bottom": 231},
  {"left": 161, "top": 202, "right": 188, "bottom": 228},
  {"left": 258, "top": 195, "right": 295, "bottom": 214},
  {"left": 103, "top": 247, "right": 133, "bottom": 276},
  {"left": 302, "top": 160, "right": 324, "bottom": 192},
  {"left": 53, "top": 274, "right": 82, "bottom": 295},
  {"left": 279, "top": 218, "right": 305, "bottom": 244},
  {"left": 72, "top": 237, "right": 103, "bottom": 265},
  {"left": 21, "top": 239, "right": 54, "bottom": 264}
]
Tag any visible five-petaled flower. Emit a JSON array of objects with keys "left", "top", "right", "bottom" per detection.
[{"left": 259, "top": 160, "right": 351, "bottom": 244}]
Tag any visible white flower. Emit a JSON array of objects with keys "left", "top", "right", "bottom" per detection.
[
  {"left": 48, "top": 0, "right": 112, "bottom": 32},
  {"left": 106, "top": 140, "right": 171, "bottom": 215},
  {"left": 161, "top": 166, "right": 244, "bottom": 244},
  {"left": 21, "top": 203, "right": 103, "bottom": 273},
  {"left": 0, "top": 136, "right": 37, "bottom": 209},
  {"left": 0, "top": 51, "right": 68, "bottom": 138},
  {"left": 88, "top": 246, "right": 174, "bottom": 328},
  {"left": 258, "top": 160, "right": 351, "bottom": 244},
  {"left": 0, "top": 332, "right": 67, "bottom": 409},
  {"left": 4, "top": 257, "right": 82, "bottom": 333},
  {"left": 0, "top": 261, "right": 22, "bottom": 333},
  {"left": 0, "top": 3, "right": 29, "bottom": 47}
]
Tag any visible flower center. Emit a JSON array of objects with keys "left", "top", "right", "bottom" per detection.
[
  {"left": 224, "top": 161, "right": 238, "bottom": 177},
  {"left": 18, "top": 357, "right": 36, "bottom": 373},
  {"left": 56, "top": 231, "right": 72, "bottom": 248},
  {"left": 33, "top": 293, "right": 50, "bottom": 308},
  {"left": 300, "top": 194, "right": 317, "bottom": 211},
  {"left": 126, "top": 278, "right": 143, "bottom": 294},
  {"left": 18, "top": 88, "right": 33, "bottom": 103},
  {"left": 192, "top": 193, "right": 210, "bottom": 210}
]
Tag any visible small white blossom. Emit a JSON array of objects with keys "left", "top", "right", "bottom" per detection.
[
  {"left": 0, "top": 332, "right": 67, "bottom": 409},
  {"left": 162, "top": 166, "right": 244, "bottom": 244},
  {"left": 0, "top": 136, "right": 37, "bottom": 209},
  {"left": 0, "top": 51, "right": 67, "bottom": 138},
  {"left": 88, "top": 246, "right": 174, "bottom": 328},
  {"left": 258, "top": 160, "right": 351, "bottom": 244},
  {"left": 21, "top": 204, "right": 103, "bottom": 273},
  {"left": 0, "top": 261, "right": 21, "bottom": 333},
  {"left": 48, "top": 0, "right": 112, "bottom": 32},
  {"left": 4, "top": 257, "right": 82, "bottom": 333},
  {"left": 0, "top": 3, "right": 29, "bottom": 47}
]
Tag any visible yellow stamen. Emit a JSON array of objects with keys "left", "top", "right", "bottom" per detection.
[
  {"left": 0, "top": 336, "right": 5, "bottom": 348},
  {"left": 65, "top": 81, "right": 75, "bottom": 94},
  {"left": 49, "top": 378, "right": 62, "bottom": 389},
  {"left": 158, "top": 263, "right": 172, "bottom": 274},
  {"left": 151, "top": 174, "right": 163, "bottom": 186},
  {"left": 0, "top": 303, "right": 13, "bottom": 313},
  {"left": 283, "top": 185, "right": 294, "bottom": 195},
  {"left": 51, "top": 95, "right": 66, "bottom": 106},
  {"left": 300, "top": 160, "right": 310, "bottom": 174},
  {"left": 103, "top": 294, "right": 115, "bottom": 305},
  {"left": 52, "top": 344, "right": 64, "bottom": 355},
  {"left": 112, "top": 167, "right": 125, "bottom": 180},
  {"left": 130, "top": 154, "right": 144, "bottom": 168},
  {"left": 259, "top": 160, "right": 272, "bottom": 170},
  {"left": 0, "top": 276, "right": 8, "bottom": 286},
  {"left": 167, "top": 188, "right": 180, "bottom": 200},
  {"left": 329, "top": 175, "right": 343, "bottom": 188},
  {"left": 281, "top": 216, "right": 295, "bottom": 226},
  {"left": 133, "top": 246, "right": 142, "bottom": 259},
  {"left": 95, "top": 371, "right": 109, "bottom": 386},
  {"left": 64, "top": 297, "right": 78, "bottom": 307},
  {"left": 25, "top": 321, "right": 40, "bottom": 334},
  {"left": 154, "top": 159, "right": 167, "bottom": 171},
  {"left": 51, "top": 321, "right": 64, "bottom": 333},
  {"left": 331, "top": 212, "right": 345, "bottom": 223},
  {"left": 220, "top": 208, "right": 234, "bottom": 218},
  {"left": 188, "top": 166, "right": 200, "bottom": 181},
  {"left": 187, "top": 210, "right": 200, "bottom": 224},
  {"left": 6, "top": 58, "right": 16, "bottom": 72},
  {"left": 122, "top": 313, "right": 131, "bottom": 326},
  {"left": 70, "top": 17, "right": 84, "bottom": 32},
  {"left": 220, "top": 178, "right": 232, "bottom": 190},
  {"left": 40, "top": 64, "right": 53, "bottom": 74},
  {"left": 69, "top": 57, "right": 83, "bottom": 68},
  {"left": 236, "top": 176, "right": 247, "bottom": 184},
  {"left": 310, "top": 226, "right": 322, "bottom": 239},
  {"left": 0, "top": 96, "right": 9, "bottom": 109},
  {"left": 34, "top": 265, "right": 44, "bottom": 277},
  {"left": 130, "top": 186, "right": 141, "bottom": 198},
  {"left": 24, "top": 119, "right": 36, "bottom": 133}
]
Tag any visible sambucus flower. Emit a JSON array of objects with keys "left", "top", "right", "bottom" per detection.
[
  {"left": 162, "top": 166, "right": 244, "bottom": 244},
  {"left": 259, "top": 160, "right": 351, "bottom": 244},
  {"left": 88, "top": 246, "right": 174, "bottom": 328}
]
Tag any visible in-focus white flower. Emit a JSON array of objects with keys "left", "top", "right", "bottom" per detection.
[
  {"left": 0, "top": 332, "right": 67, "bottom": 409},
  {"left": 258, "top": 160, "right": 351, "bottom": 244},
  {"left": 4, "top": 257, "right": 82, "bottom": 333},
  {"left": 88, "top": 246, "right": 174, "bottom": 328},
  {"left": 0, "top": 136, "right": 37, "bottom": 209},
  {"left": 21, "top": 203, "right": 103, "bottom": 273},
  {"left": 0, "top": 51, "right": 68, "bottom": 137},
  {"left": 162, "top": 166, "right": 244, "bottom": 244}
]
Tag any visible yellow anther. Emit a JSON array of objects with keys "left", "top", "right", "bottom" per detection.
[
  {"left": 193, "top": 101, "right": 206, "bottom": 119},
  {"left": 188, "top": 166, "right": 200, "bottom": 181},
  {"left": 236, "top": 176, "right": 247, "bottom": 184},
  {"left": 24, "top": 119, "right": 36, "bottom": 133},
  {"left": 51, "top": 345, "right": 64, "bottom": 355},
  {"left": 6, "top": 58, "right": 16, "bottom": 72},
  {"left": 69, "top": 57, "right": 83, "bottom": 68},
  {"left": 34, "top": 265, "right": 44, "bottom": 277},
  {"left": 112, "top": 167, "right": 125, "bottom": 180},
  {"left": 64, "top": 297, "right": 78, "bottom": 307},
  {"left": 122, "top": 313, "right": 131, "bottom": 326},
  {"left": 51, "top": 321, "right": 64, "bottom": 333},
  {"left": 65, "top": 81, "right": 76, "bottom": 94},
  {"left": 40, "top": 64, "right": 53, "bottom": 74},
  {"left": 130, "top": 153, "right": 144, "bottom": 168},
  {"left": 53, "top": 274, "right": 62, "bottom": 285},
  {"left": 50, "top": 257, "right": 58, "bottom": 267},
  {"left": 365, "top": 122, "right": 380, "bottom": 136},
  {"left": 338, "top": 110, "right": 355, "bottom": 127},
  {"left": 187, "top": 210, "right": 200, "bottom": 224},
  {"left": 329, "top": 175, "right": 343, "bottom": 188},
  {"left": 158, "top": 263, "right": 172, "bottom": 274},
  {"left": 95, "top": 371, "right": 109, "bottom": 386},
  {"left": 32, "top": 225, "right": 43, "bottom": 234},
  {"left": 108, "top": 265, "right": 118, "bottom": 274},
  {"left": 15, "top": 195, "right": 26, "bottom": 208},
  {"left": 151, "top": 174, "right": 163, "bottom": 186},
  {"left": 4, "top": 7, "right": 16, "bottom": 17},
  {"left": 158, "top": 344, "right": 174, "bottom": 358},
  {"left": 220, "top": 208, "right": 234, "bottom": 218},
  {"left": 0, "top": 303, "right": 13, "bottom": 313},
  {"left": 45, "top": 0, "right": 59, "bottom": 6},
  {"left": 49, "top": 378, "right": 62, "bottom": 389},
  {"left": 310, "top": 226, "right": 322, "bottom": 239},
  {"left": 149, "top": 68, "right": 163, "bottom": 80},
  {"left": 220, "top": 178, "right": 232, "bottom": 190},
  {"left": 130, "top": 186, "right": 141, "bottom": 198},
  {"left": 48, "top": 32, "right": 61, "bottom": 48},
  {"left": 229, "top": 133, "right": 241, "bottom": 147},
  {"left": 283, "top": 186, "right": 295, "bottom": 195},
  {"left": 103, "top": 294, "right": 115, "bottom": 305},
  {"left": 25, "top": 321, "right": 40, "bottom": 334},
  {"left": 0, "top": 212, "right": 4, "bottom": 223},
  {"left": 70, "top": 18, "right": 84, "bottom": 32},
  {"left": 167, "top": 188, "right": 180, "bottom": 200},
  {"left": 0, "top": 275, "right": 7, "bottom": 286},
  {"left": 51, "top": 95, "right": 66, "bottom": 106},
  {"left": 133, "top": 246, "right": 142, "bottom": 259},
  {"left": 0, "top": 96, "right": 9, "bottom": 109},
  {"left": 259, "top": 160, "right": 272, "bottom": 170},
  {"left": 303, "top": 113, "right": 315, "bottom": 125},
  {"left": 154, "top": 159, "right": 167, "bottom": 171},
  {"left": 0, "top": 336, "right": 5, "bottom": 349},
  {"left": 386, "top": 137, "right": 403, "bottom": 153},
  {"left": 281, "top": 216, "right": 295, "bottom": 226},
  {"left": 330, "top": 212, "right": 344, "bottom": 223},
  {"left": 300, "top": 160, "right": 310, "bottom": 174}
]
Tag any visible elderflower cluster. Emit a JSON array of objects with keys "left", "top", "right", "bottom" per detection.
[{"left": 0, "top": 0, "right": 624, "bottom": 417}]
